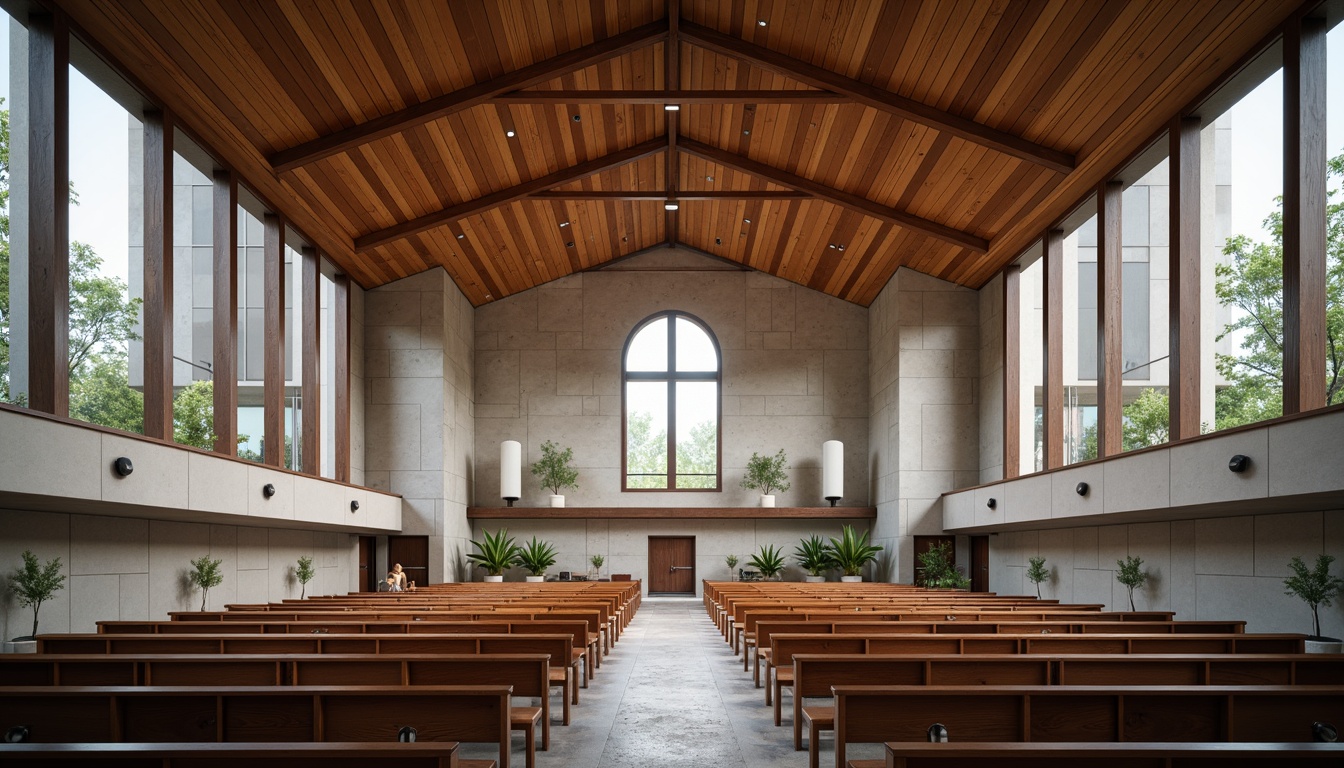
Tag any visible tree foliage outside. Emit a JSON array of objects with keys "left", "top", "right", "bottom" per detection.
[
  {"left": 295, "top": 555, "right": 316, "bottom": 599},
  {"left": 1026, "top": 556, "right": 1051, "bottom": 599},
  {"left": 626, "top": 409, "right": 717, "bottom": 489},
  {"left": 1115, "top": 555, "right": 1149, "bottom": 611},
  {"left": 1077, "top": 387, "right": 1174, "bottom": 462},
  {"left": 1283, "top": 554, "right": 1344, "bottom": 640},
  {"left": 188, "top": 555, "right": 224, "bottom": 611},
  {"left": 8, "top": 549, "right": 66, "bottom": 639}
]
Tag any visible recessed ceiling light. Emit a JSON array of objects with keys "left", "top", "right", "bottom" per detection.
[
  {"left": 664, "top": 104, "right": 680, "bottom": 111},
  {"left": 828, "top": 244, "right": 837, "bottom": 249},
  {"left": 742, "top": 129, "right": 751, "bottom": 136},
  {"left": 837, "top": 245, "right": 846, "bottom": 252},
  {"left": 743, "top": 218, "right": 751, "bottom": 224},
  {"left": 715, "top": 237, "right": 722, "bottom": 245},
  {"left": 505, "top": 130, "right": 516, "bottom": 138},
  {"left": 757, "top": 19, "right": 767, "bottom": 27},
  {"left": 565, "top": 241, "right": 575, "bottom": 247},
  {"left": 456, "top": 233, "right": 466, "bottom": 240},
  {"left": 572, "top": 114, "right": 581, "bottom": 122},
  {"left": 665, "top": 202, "right": 679, "bottom": 211},
  {"left": 705, "top": 175, "right": 714, "bottom": 182},
  {"left": 559, "top": 221, "right": 570, "bottom": 228}
]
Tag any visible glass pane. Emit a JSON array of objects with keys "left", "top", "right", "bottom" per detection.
[
  {"left": 625, "top": 380, "right": 668, "bottom": 488},
  {"left": 320, "top": 270, "right": 336, "bottom": 478},
  {"left": 1207, "top": 63, "right": 1283, "bottom": 431},
  {"left": 285, "top": 393, "right": 299, "bottom": 471},
  {"left": 67, "top": 54, "right": 143, "bottom": 434},
  {"left": 237, "top": 202, "right": 264, "bottom": 461},
  {"left": 1063, "top": 207, "right": 1097, "bottom": 465},
  {"left": 0, "top": 13, "right": 17, "bottom": 405},
  {"left": 625, "top": 317, "right": 667, "bottom": 372},
  {"left": 675, "top": 381, "right": 717, "bottom": 489},
  {"left": 1017, "top": 242, "right": 1044, "bottom": 474},
  {"left": 1121, "top": 156, "right": 1171, "bottom": 452},
  {"left": 1328, "top": 20, "right": 1344, "bottom": 407},
  {"left": 675, "top": 317, "right": 717, "bottom": 371},
  {"left": 237, "top": 403, "right": 263, "bottom": 462},
  {"left": 171, "top": 142, "right": 214, "bottom": 449}
]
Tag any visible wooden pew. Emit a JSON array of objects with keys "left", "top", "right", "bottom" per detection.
[
  {"left": 0, "top": 742, "right": 470, "bottom": 768},
  {"left": 0, "top": 685, "right": 513, "bottom": 768},
  {"left": 876, "top": 742, "right": 1344, "bottom": 768},
  {"left": 831, "top": 684, "right": 1344, "bottom": 768}
]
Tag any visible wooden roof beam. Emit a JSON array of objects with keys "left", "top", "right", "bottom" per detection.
[
  {"left": 529, "top": 190, "right": 810, "bottom": 200},
  {"left": 679, "top": 138, "right": 988, "bottom": 253},
  {"left": 354, "top": 138, "right": 667, "bottom": 251},
  {"left": 271, "top": 20, "right": 669, "bottom": 172},
  {"left": 493, "top": 89, "right": 848, "bottom": 104},
  {"left": 679, "top": 21, "right": 1075, "bottom": 175}
]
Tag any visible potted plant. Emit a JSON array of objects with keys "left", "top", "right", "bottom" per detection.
[
  {"left": 828, "top": 525, "right": 883, "bottom": 582},
  {"left": 794, "top": 535, "right": 834, "bottom": 583},
  {"left": 725, "top": 554, "right": 739, "bottom": 581},
  {"left": 1284, "top": 554, "right": 1344, "bottom": 652},
  {"left": 1026, "top": 556, "right": 1050, "bottom": 599},
  {"left": 747, "top": 544, "right": 787, "bottom": 581},
  {"left": 8, "top": 550, "right": 66, "bottom": 641},
  {"left": 467, "top": 529, "right": 521, "bottom": 582},
  {"left": 296, "top": 555, "right": 316, "bottom": 599},
  {"left": 532, "top": 440, "right": 579, "bottom": 507},
  {"left": 916, "top": 542, "right": 968, "bottom": 589},
  {"left": 518, "top": 537, "right": 559, "bottom": 583},
  {"left": 589, "top": 554, "right": 605, "bottom": 579},
  {"left": 1115, "top": 555, "right": 1149, "bottom": 611},
  {"left": 741, "top": 449, "right": 789, "bottom": 507},
  {"left": 188, "top": 555, "right": 224, "bottom": 611}
]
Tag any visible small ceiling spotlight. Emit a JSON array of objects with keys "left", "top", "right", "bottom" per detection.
[
  {"left": 262, "top": 483, "right": 276, "bottom": 498},
  {"left": 113, "top": 456, "right": 134, "bottom": 477},
  {"left": 705, "top": 175, "right": 714, "bottom": 182},
  {"left": 664, "top": 202, "right": 679, "bottom": 211},
  {"left": 743, "top": 218, "right": 751, "bottom": 224},
  {"left": 742, "top": 129, "right": 751, "bottom": 136},
  {"left": 664, "top": 104, "right": 680, "bottom": 111},
  {"left": 828, "top": 243, "right": 837, "bottom": 249},
  {"left": 559, "top": 221, "right": 570, "bottom": 228},
  {"left": 837, "top": 244, "right": 846, "bottom": 251},
  {"left": 1228, "top": 454, "right": 1251, "bottom": 473},
  {"left": 565, "top": 241, "right": 575, "bottom": 247},
  {"left": 986, "top": 498, "right": 997, "bottom": 509},
  {"left": 456, "top": 233, "right": 465, "bottom": 239},
  {"left": 757, "top": 19, "right": 768, "bottom": 27},
  {"left": 572, "top": 114, "right": 581, "bottom": 122},
  {"left": 1075, "top": 481, "right": 1089, "bottom": 497},
  {"left": 715, "top": 237, "right": 722, "bottom": 245},
  {"left": 505, "top": 129, "right": 516, "bottom": 138}
]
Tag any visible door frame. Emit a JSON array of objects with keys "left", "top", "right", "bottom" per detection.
[
  {"left": 970, "top": 535, "right": 990, "bottom": 593},
  {"left": 647, "top": 535, "right": 696, "bottom": 595}
]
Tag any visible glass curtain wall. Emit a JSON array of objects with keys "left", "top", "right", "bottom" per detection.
[
  {"left": 319, "top": 264, "right": 336, "bottom": 479},
  {"left": 1, "top": 13, "right": 23, "bottom": 406},
  {"left": 1016, "top": 240, "right": 1044, "bottom": 475},
  {"left": 1119, "top": 145, "right": 1172, "bottom": 452},
  {"left": 170, "top": 136, "right": 214, "bottom": 448},
  {"left": 236, "top": 193, "right": 265, "bottom": 461},
  {"left": 1063, "top": 201, "right": 1097, "bottom": 464},
  {"left": 1326, "top": 17, "right": 1344, "bottom": 407},
  {"left": 283, "top": 235, "right": 302, "bottom": 472}
]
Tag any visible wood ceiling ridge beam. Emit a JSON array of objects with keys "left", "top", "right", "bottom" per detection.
[
  {"left": 678, "top": 20, "right": 1075, "bottom": 176},
  {"left": 528, "top": 190, "right": 810, "bottom": 200},
  {"left": 677, "top": 138, "right": 988, "bottom": 254},
  {"left": 491, "top": 89, "right": 849, "bottom": 104},
  {"left": 270, "top": 19, "right": 669, "bottom": 172},
  {"left": 353, "top": 138, "right": 667, "bottom": 251}
]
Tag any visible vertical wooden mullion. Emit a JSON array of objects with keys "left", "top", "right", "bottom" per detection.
[
  {"left": 1043, "top": 229, "right": 1065, "bottom": 469},
  {"left": 1169, "top": 117, "right": 1202, "bottom": 440},
  {"left": 142, "top": 109, "right": 173, "bottom": 439},
  {"left": 24, "top": 12, "right": 69, "bottom": 415},
  {"left": 263, "top": 214, "right": 285, "bottom": 467},
  {"left": 667, "top": 314, "right": 677, "bottom": 488},
  {"left": 1002, "top": 265, "right": 1021, "bottom": 478},
  {"left": 1283, "top": 15, "right": 1327, "bottom": 414},
  {"left": 301, "top": 247, "right": 321, "bottom": 475},
  {"left": 334, "top": 274, "right": 351, "bottom": 482},
  {"left": 1097, "top": 181, "right": 1124, "bottom": 456},
  {"left": 212, "top": 170, "right": 238, "bottom": 454}
]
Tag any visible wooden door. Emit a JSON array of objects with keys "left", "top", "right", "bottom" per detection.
[
  {"left": 913, "top": 535, "right": 956, "bottom": 586},
  {"left": 388, "top": 535, "right": 429, "bottom": 589},
  {"left": 358, "top": 536, "right": 376, "bottom": 592},
  {"left": 971, "top": 535, "right": 990, "bottom": 593},
  {"left": 648, "top": 536, "right": 695, "bottom": 594}
]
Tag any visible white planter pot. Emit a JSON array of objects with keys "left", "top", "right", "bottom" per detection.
[
  {"left": 760, "top": 494, "right": 775, "bottom": 508},
  {"left": 2, "top": 640, "right": 37, "bottom": 654},
  {"left": 550, "top": 495, "right": 565, "bottom": 508},
  {"left": 484, "top": 575, "right": 504, "bottom": 583},
  {"left": 804, "top": 575, "right": 825, "bottom": 583},
  {"left": 1305, "top": 638, "right": 1344, "bottom": 654},
  {"left": 525, "top": 575, "right": 545, "bottom": 583},
  {"left": 840, "top": 575, "right": 863, "bottom": 583}
]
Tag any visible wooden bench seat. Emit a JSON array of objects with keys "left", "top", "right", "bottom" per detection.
[
  {"left": 864, "top": 742, "right": 1344, "bottom": 768},
  {"left": 0, "top": 742, "right": 477, "bottom": 768}
]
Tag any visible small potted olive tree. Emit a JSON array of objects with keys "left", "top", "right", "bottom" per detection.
[
  {"left": 828, "top": 525, "right": 883, "bottom": 583},
  {"left": 518, "top": 537, "right": 559, "bottom": 583},
  {"left": 1026, "top": 556, "right": 1050, "bottom": 599},
  {"left": 1115, "top": 555, "right": 1148, "bottom": 611},
  {"left": 742, "top": 449, "right": 789, "bottom": 507},
  {"left": 188, "top": 556, "right": 224, "bottom": 611},
  {"left": 295, "top": 555, "right": 316, "bottom": 599},
  {"left": 1284, "top": 554, "right": 1344, "bottom": 653},
  {"left": 8, "top": 550, "right": 66, "bottom": 642},
  {"left": 794, "top": 535, "right": 834, "bottom": 583},
  {"left": 589, "top": 554, "right": 605, "bottom": 580},
  {"left": 467, "top": 529, "right": 521, "bottom": 582},
  {"left": 532, "top": 440, "right": 579, "bottom": 507},
  {"left": 747, "top": 545, "right": 786, "bottom": 581},
  {"left": 725, "top": 554, "right": 739, "bottom": 581}
]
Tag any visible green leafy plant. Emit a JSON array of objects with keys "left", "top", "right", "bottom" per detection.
[
  {"left": 1026, "top": 556, "right": 1050, "bottom": 599},
  {"left": 747, "top": 544, "right": 787, "bottom": 580},
  {"left": 517, "top": 537, "right": 559, "bottom": 577},
  {"left": 1115, "top": 555, "right": 1149, "bottom": 611},
  {"left": 794, "top": 535, "right": 835, "bottom": 577},
  {"left": 916, "top": 542, "right": 969, "bottom": 589},
  {"left": 295, "top": 555, "right": 316, "bottom": 599},
  {"left": 827, "top": 525, "right": 884, "bottom": 578},
  {"left": 589, "top": 554, "right": 605, "bottom": 575},
  {"left": 741, "top": 449, "right": 790, "bottom": 496},
  {"left": 725, "top": 554, "right": 739, "bottom": 571},
  {"left": 466, "top": 529, "right": 522, "bottom": 577},
  {"left": 8, "top": 550, "right": 66, "bottom": 639},
  {"left": 1284, "top": 554, "right": 1344, "bottom": 640},
  {"left": 188, "top": 556, "right": 224, "bottom": 611},
  {"left": 532, "top": 440, "right": 579, "bottom": 496}
]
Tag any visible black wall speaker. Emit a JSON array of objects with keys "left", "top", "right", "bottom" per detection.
[
  {"left": 262, "top": 483, "right": 276, "bottom": 498},
  {"left": 350, "top": 500, "right": 360, "bottom": 512},
  {"left": 1076, "top": 481, "right": 1089, "bottom": 496},
  {"left": 113, "top": 457, "right": 134, "bottom": 477},
  {"left": 986, "top": 498, "right": 997, "bottom": 509},
  {"left": 1228, "top": 454, "right": 1251, "bottom": 473}
]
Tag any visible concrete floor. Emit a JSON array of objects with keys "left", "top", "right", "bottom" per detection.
[{"left": 457, "top": 597, "right": 883, "bottom": 768}]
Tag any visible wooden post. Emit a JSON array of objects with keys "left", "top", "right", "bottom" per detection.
[
  {"left": 1043, "top": 229, "right": 1064, "bottom": 469},
  {"left": 142, "top": 108, "right": 173, "bottom": 439},
  {"left": 1169, "top": 116, "right": 1202, "bottom": 440},
  {"left": 263, "top": 213, "right": 285, "bottom": 467},
  {"left": 301, "top": 247, "right": 321, "bottom": 475},
  {"left": 1097, "top": 181, "right": 1123, "bottom": 456},
  {"left": 212, "top": 170, "right": 238, "bottom": 454}
]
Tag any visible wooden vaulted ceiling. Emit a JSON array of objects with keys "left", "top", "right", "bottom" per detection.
[{"left": 59, "top": 0, "right": 1300, "bottom": 305}]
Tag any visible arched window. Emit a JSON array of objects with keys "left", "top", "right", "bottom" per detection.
[{"left": 623, "top": 311, "right": 721, "bottom": 490}]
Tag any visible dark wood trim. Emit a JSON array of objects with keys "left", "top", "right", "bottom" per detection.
[
  {"left": 678, "top": 20, "right": 1074, "bottom": 175},
  {"left": 354, "top": 138, "right": 666, "bottom": 251},
  {"left": 211, "top": 169, "right": 238, "bottom": 454},
  {"left": 495, "top": 89, "right": 848, "bottom": 104},
  {"left": 467, "top": 506, "right": 877, "bottom": 520},
  {"left": 301, "top": 247, "right": 321, "bottom": 475},
  {"left": 22, "top": 11, "right": 70, "bottom": 416},
  {"left": 1097, "top": 181, "right": 1123, "bottom": 457},
  {"left": 1043, "top": 229, "right": 1064, "bottom": 469},
  {"left": 1169, "top": 117, "right": 1202, "bottom": 441},
  {"left": 1002, "top": 265, "right": 1021, "bottom": 479},
  {"left": 529, "top": 190, "right": 811, "bottom": 201},
  {"left": 270, "top": 20, "right": 669, "bottom": 172},
  {"left": 141, "top": 107, "right": 173, "bottom": 439},
  {"left": 679, "top": 138, "right": 988, "bottom": 253},
  {"left": 262, "top": 213, "right": 285, "bottom": 468},
  {"left": 334, "top": 274, "right": 351, "bottom": 483},
  {"left": 1282, "top": 14, "right": 1327, "bottom": 414}
]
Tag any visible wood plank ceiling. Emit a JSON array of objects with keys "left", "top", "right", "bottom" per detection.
[{"left": 57, "top": 0, "right": 1300, "bottom": 306}]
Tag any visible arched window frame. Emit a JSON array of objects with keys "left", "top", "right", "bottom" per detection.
[{"left": 621, "top": 310, "right": 723, "bottom": 491}]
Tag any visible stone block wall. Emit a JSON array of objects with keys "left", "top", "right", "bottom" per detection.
[
  {"left": 362, "top": 269, "right": 475, "bottom": 583},
  {"left": 472, "top": 249, "right": 870, "bottom": 509}
]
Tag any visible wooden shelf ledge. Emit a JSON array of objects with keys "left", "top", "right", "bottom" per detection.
[{"left": 466, "top": 506, "right": 877, "bottom": 520}]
